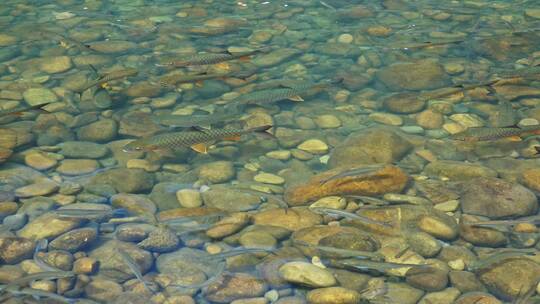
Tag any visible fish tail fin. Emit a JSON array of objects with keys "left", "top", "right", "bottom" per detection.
[
  {"left": 249, "top": 125, "right": 275, "bottom": 139},
  {"left": 254, "top": 45, "right": 272, "bottom": 53}
]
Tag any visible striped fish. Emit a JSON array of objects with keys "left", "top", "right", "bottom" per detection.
[
  {"left": 233, "top": 83, "right": 329, "bottom": 105},
  {"left": 123, "top": 125, "right": 273, "bottom": 154},
  {"left": 73, "top": 68, "right": 138, "bottom": 94},
  {"left": 157, "top": 48, "right": 268, "bottom": 67},
  {"left": 450, "top": 125, "right": 540, "bottom": 141}
]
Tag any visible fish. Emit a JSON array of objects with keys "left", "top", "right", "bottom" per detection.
[
  {"left": 232, "top": 83, "right": 328, "bottom": 106},
  {"left": 4, "top": 287, "right": 76, "bottom": 303},
  {"left": 344, "top": 195, "right": 390, "bottom": 206},
  {"left": 293, "top": 240, "right": 384, "bottom": 261},
  {"left": 151, "top": 111, "right": 242, "bottom": 128},
  {"left": 330, "top": 258, "right": 429, "bottom": 273},
  {"left": 0, "top": 102, "right": 52, "bottom": 119},
  {"left": 51, "top": 208, "right": 127, "bottom": 220},
  {"left": 0, "top": 270, "right": 75, "bottom": 292},
  {"left": 319, "top": 164, "right": 386, "bottom": 185},
  {"left": 73, "top": 68, "right": 138, "bottom": 95},
  {"left": 158, "top": 69, "right": 256, "bottom": 88},
  {"left": 309, "top": 207, "right": 393, "bottom": 228},
  {"left": 122, "top": 125, "right": 274, "bottom": 154},
  {"left": 200, "top": 247, "right": 275, "bottom": 262},
  {"left": 170, "top": 260, "right": 226, "bottom": 289},
  {"left": 117, "top": 248, "right": 155, "bottom": 294},
  {"left": 359, "top": 278, "right": 388, "bottom": 300},
  {"left": 450, "top": 124, "right": 540, "bottom": 142},
  {"left": 33, "top": 239, "right": 63, "bottom": 272},
  {"left": 156, "top": 47, "right": 269, "bottom": 67},
  {"left": 467, "top": 215, "right": 540, "bottom": 227}
]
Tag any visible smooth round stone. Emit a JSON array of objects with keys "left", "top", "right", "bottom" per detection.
[
  {"left": 24, "top": 151, "right": 58, "bottom": 170},
  {"left": 126, "top": 159, "right": 160, "bottom": 172},
  {"left": 417, "top": 214, "right": 459, "bottom": 240},
  {"left": 434, "top": 200, "right": 460, "bottom": 212},
  {"left": 77, "top": 119, "right": 118, "bottom": 143},
  {"left": 176, "top": 189, "right": 203, "bottom": 208},
  {"left": 23, "top": 88, "right": 58, "bottom": 106},
  {"left": 0, "top": 34, "right": 17, "bottom": 46},
  {"left": 266, "top": 150, "right": 291, "bottom": 161},
  {"left": 400, "top": 125, "right": 425, "bottom": 134},
  {"left": 310, "top": 196, "right": 346, "bottom": 209},
  {"left": 40, "top": 56, "right": 72, "bottom": 74},
  {"left": 306, "top": 287, "right": 361, "bottom": 304},
  {"left": 443, "top": 63, "right": 465, "bottom": 75},
  {"left": 59, "top": 141, "right": 108, "bottom": 159},
  {"left": 239, "top": 231, "right": 277, "bottom": 248},
  {"left": 519, "top": 118, "right": 539, "bottom": 126},
  {"left": 442, "top": 122, "right": 466, "bottom": 134},
  {"left": 297, "top": 139, "right": 328, "bottom": 154},
  {"left": 199, "top": 161, "right": 235, "bottom": 183},
  {"left": 315, "top": 115, "right": 341, "bottom": 129},
  {"left": 279, "top": 261, "right": 336, "bottom": 288},
  {"left": 406, "top": 267, "right": 449, "bottom": 291},
  {"left": 87, "top": 40, "right": 136, "bottom": 53},
  {"left": 449, "top": 114, "right": 484, "bottom": 127},
  {"left": 369, "top": 112, "right": 403, "bottom": 126},
  {"left": 416, "top": 109, "right": 444, "bottom": 129},
  {"left": 337, "top": 33, "right": 354, "bottom": 44},
  {"left": 254, "top": 172, "right": 285, "bottom": 185},
  {"left": 56, "top": 159, "right": 99, "bottom": 176},
  {"left": 15, "top": 180, "right": 59, "bottom": 198}
]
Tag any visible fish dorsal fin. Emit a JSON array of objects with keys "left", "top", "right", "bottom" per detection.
[
  {"left": 190, "top": 126, "right": 211, "bottom": 133},
  {"left": 191, "top": 143, "right": 208, "bottom": 154}
]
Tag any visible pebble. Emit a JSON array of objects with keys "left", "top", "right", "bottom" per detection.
[
  {"left": 138, "top": 226, "right": 179, "bottom": 252},
  {"left": 406, "top": 267, "right": 449, "bottom": 291},
  {"left": 369, "top": 112, "right": 403, "bottom": 126},
  {"left": 59, "top": 141, "right": 109, "bottom": 159},
  {"left": 126, "top": 159, "right": 160, "bottom": 172},
  {"left": 23, "top": 88, "right": 58, "bottom": 106},
  {"left": 239, "top": 231, "right": 277, "bottom": 249},
  {"left": 176, "top": 189, "right": 203, "bottom": 208},
  {"left": 306, "top": 287, "right": 361, "bottom": 304},
  {"left": 18, "top": 212, "right": 82, "bottom": 240},
  {"left": 417, "top": 214, "right": 459, "bottom": 240},
  {"left": 297, "top": 139, "right": 328, "bottom": 154},
  {"left": 15, "top": 180, "right": 58, "bottom": 198},
  {"left": 416, "top": 109, "right": 444, "bottom": 129},
  {"left": 266, "top": 150, "right": 291, "bottom": 160},
  {"left": 205, "top": 273, "right": 268, "bottom": 303},
  {"left": 442, "top": 122, "right": 467, "bottom": 134},
  {"left": 56, "top": 159, "right": 99, "bottom": 175},
  {"left": 40, "top": 56, "right": 72, "bottom": 74},
  {"left": 24, "top": 151, "right": 58, "bottom": 170},
  {"left": 49, "top": 227, "right": 98, "bottom": 252},
  {"left": 310, "top": 196, "right": 346, "bottom": 209},
  {"left": 199, "top": 161, "right": 235, "bottom": 183},
  {"left": 279, "top": 261, "right": 337, "bottom": 288},
  {"left": 315, "top": 115, "right": 341, "bottom": 129},
  {"left": 449, "top": 114, "right": 485, "bottom": 128},
  {"left": 73, "top": 257, "right": 98, "bottom": 274},
  {"left": 0, "top": 237, "right": 35, "bottom": 264},
  {"left": 254, "top": 172, "right": 285, "bottom": 185},
  {"left": 337, "top": 33, "right": 354, "bottom": 44},
  {"left": 434, "top": 200, "right": 460, "bottom": 212},
  {"left": 443, "top": 63, "right": 465, "bottom": 75}
]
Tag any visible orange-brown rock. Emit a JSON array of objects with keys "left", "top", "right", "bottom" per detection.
[{"left": 284, "top": 165, "right": 409, "bottom": 206}]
